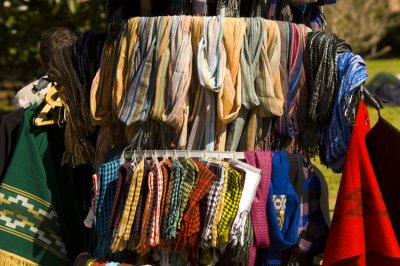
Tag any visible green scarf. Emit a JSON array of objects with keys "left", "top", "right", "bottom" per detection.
[{"left": 0, "top": 105, "right": 69, "bottom": 266}]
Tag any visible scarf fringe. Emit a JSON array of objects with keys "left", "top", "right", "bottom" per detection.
[{"left": 0, "top": 249, "right": 39, "bottom": 266}]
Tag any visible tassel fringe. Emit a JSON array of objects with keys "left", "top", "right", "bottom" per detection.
[{"left": 0, "top": 249, "right": 39, "bottom": 266}]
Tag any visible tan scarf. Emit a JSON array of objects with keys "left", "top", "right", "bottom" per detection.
[
  {"left": 216, "top": 17, "right": 246, "bottom": 151},
  {"left": 256, "top": 20, "right": 284, "bottom": 118}
]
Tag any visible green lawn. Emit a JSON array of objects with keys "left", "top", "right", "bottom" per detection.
[{"left": 366, "top": 58, "right": 400, "bottom": 83}]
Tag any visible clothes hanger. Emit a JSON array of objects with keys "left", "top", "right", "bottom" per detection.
[
  {"left": 34, "top": 86, "right": 65, "bottom": 126},
  {"left": 360, "top": 85, "right": 384, "bottom": 118}
]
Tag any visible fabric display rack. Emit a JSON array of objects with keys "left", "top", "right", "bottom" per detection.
[{"left": 1, "top": 1, "right": 400, "bottom": 266}]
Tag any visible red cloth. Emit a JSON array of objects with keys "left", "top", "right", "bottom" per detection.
[{"left": 323, "top": 100, "right": 400, "bottom": 266}]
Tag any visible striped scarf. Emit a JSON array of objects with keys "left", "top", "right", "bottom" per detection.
[
  {"left": 216, "top": 17, "right": 246, "bottom": 151},
  {"left": 119, "top": 17, "right": 157, "bottom": 125},
  {"left": 226, "top": 18, "right": 264, "bottom": 151},
  {"left": 188, "top": 16, "right": 225, "bottom": 151},
  {"left": 162, "top": 16, "right": 193, "bottom": 135},
  {"left": 151, "top": 16, "right": 172, "bottom": 122},
  {"left": 176, "top": 161, "right": 216, "bottom": 262},
  {"left": 256, "top": 20, "right": 283, "bottom": 118},
  {"left": 217, "top": 167, "right": 243, "bottom": 244}
]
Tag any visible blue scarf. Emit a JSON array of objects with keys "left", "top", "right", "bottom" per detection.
[
  {"left": 320, "top": 52, "right": 368, "bottom": 173},
  {"left": 258, "top": 151, "right": 300, "bottom": 266}
]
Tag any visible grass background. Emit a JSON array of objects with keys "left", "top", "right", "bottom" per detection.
[{"left": 316, "top": 58, "right": 400, "bottom": 213}]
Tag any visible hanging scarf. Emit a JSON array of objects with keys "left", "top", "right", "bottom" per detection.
[
  {"left": 166, "top": 160, "right": 185, "bottom": 240},
  {"left": 188, "top": 16, "right": 225, "bottom": 151},
  {"left": 94, "top": 159, "right": 122, "bottom": 259},
  {"left": 148, "top": 161, "right": 163, "bottom": 247},
  {"left": 119, "top": 17, "right": 157, "bottom": 125},
  {"left": 260, "top": 151, "right": 300, "bottom": 266},
  {"left": 323, "top": 101, "right": 400, "bottom": 266},
  {"left": 320, "top": 52, "right": 368, "bottom": 173},
  {"left": 192, "top": 0, "right": 212, "bottom": 15},
  {"left": 245, "top": 151, "right": 273, "bottom": 266},
  {"left": 217, "top": 167, "right": 243, "bottom": 244},
  {"left": 201, "top": 162, "right": 226, "bottom": 247},
  {"left": 226, "top": 18, "right": 263, "bottom": 151},
  {"left": 162, "top": 16, "right": 193, "bottom": 144},
  {"left": 161, "top": 161, "right": 174, "bottom": 241},
  {"left": 168, "top": 0, "right": 191, "bottom": 15},
  {"left": 305, "top": 31, "right": 351, "bottom": 124},
  {"left": 176, "top": 161, "right": 216, "bottom": 261},
  {"left": 111, "top": 160, "right": 144, "bottom": 252},
  {"left": 151, "top": 16, "right": 173, "bottom": 122},
  {"left": 216, "top": 17, "right": 246, "bottom": 150},
  {"left": 229, "top": 160, "right": 262, "bottom": 247},
  {"left": 256, "top": 20, "right": 283, "bottom": 118}
]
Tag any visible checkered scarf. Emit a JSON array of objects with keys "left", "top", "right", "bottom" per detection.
[
  {"left": 166, "top": 160, "right": 185, "bottom": 239},
  {"left": 161, "top": 162, "right": 173, "bottom": 240},
  {"left": 176, "top": 161, "right": 216, "bottom": 261},
  {"left": 201, "top": 162, "right": 225, "bottom": 247},
  {"left": 149, "top": 162, "right": 163, "bottom": 247},
  {"left": 218, "top": 167, "right": 243, "bottom": 244},
  {"left": 94, "top": 159, "right": 122, "bottom": 258},
  {"left": 176, "top": 159, "right": 199, "bottom": 231}
]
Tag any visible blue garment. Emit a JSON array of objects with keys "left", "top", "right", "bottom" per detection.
[
  {"left": 320, "top": 52, "right": 368, "bottom": 172},
  {"left": 259, "top": 151, "right": 300, "bottom": 266}
]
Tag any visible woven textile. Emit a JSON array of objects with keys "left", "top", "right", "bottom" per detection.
[
  {"left": 176, "top": 161, "right": 216, "bottom": 261},
  {"left": 201, "top": 162, "right": 226, "bottom": 247},
  {"left": 149, "top": 162, "right": 163, "bottom": 247},
  {"left": 161, "top": 161, "right": 173, "bottom": 240},
  {"left": 111, "top": 161, "right": 144, "bottom": 252},
  {"left": 118, "top": 17, "right": 157, "bottom": 125},
  {"left": 217, "top": 167, "right": 243, "bottom": 244}
]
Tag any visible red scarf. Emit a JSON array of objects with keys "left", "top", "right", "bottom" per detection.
[{"left": 323, "top": 100, "right": 400, "bottom": 266}]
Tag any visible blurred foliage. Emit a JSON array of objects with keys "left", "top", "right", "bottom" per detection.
[{"left": 0, "top": 0, "right": 107, "bottom": 86}]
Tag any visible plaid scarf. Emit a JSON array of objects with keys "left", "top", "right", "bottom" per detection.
[
  {"left": 161, "top": 161, "right": 174, "bottom": 241},
  {"left": 149, "top": 162, "right": 163, "bottom": 247},
  {"left": 166, "top": 160, "right": 185, "bottom": 240},
  {"left": 94, "top": 159, "right": 122, "bottom": 259},
  {"left": 201, "top": 162, "right": 226, "bottom": 247},
  {"left": 217, "top": 167, "right": 243, "bottom": 244},
  {"left": 111, "top": 161, "right": 144, "bottom": 252},
  {"left": 176, "top": 161, "right": 216, "bottom": 262}
]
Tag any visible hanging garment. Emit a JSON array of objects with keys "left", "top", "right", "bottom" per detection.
[
  {"left": 192, "top": 0, "right": 213, "bottom": 15},
  {"left": 119, "top": 17, "right": 157, "bottom": 125},
  {"left": 245, "top": 151, "right": 273, "bottom": 266},
  {"left": 188, "top": 16, "right": 225, "bottom": 151},
  {"left": 229, "top": 160, "right": 262, "bottom": 246},
  {"left": 13, "top": 76, "right": 51, "bottom": 109},
  {"left": 226, "top": 18, "right": 263, "bottom": 151},
  {"left": 216, "top": 17, "right": 246, "bottom": 150},
  {"left": 160, "top": 160, "right": 173, "bottom": 241},
  {"left": 0, "top": 105, "right": 69, "bottom": 266},
  {"left": 323, "top": 101, "right": 400, "bottom": 266},
  {"left": 94, "top": 159, "right": 122, "bottom": 259},
  {"left": 176, "top": 161, "right": 216, "bottom": 261},
  {"left": 162, "top": 16, "right": 193, "bottom": 147},
  {"left": 216, "top": 0, "right": 241, "bottom": 17},
  {"left": 366, "top": 116, "right": 400, "bottom": 244},
  {"left": 320, "top": 52, "right": 368, "bottom": 173},
  {"left": 256, "top": 20, "right": 283, "bottom": 118},
  {"left": 259, "top": 151, "right": 300, "bottom": 266}
]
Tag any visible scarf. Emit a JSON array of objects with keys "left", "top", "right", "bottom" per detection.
[
  {"left": 261, "top": 151, "right": 300, "bottom": 266},
  {"left": 48, "top": 46, "right": 95, "bottom": 167},
  {"left": 166, "top": 160, "right": 185, "bottom": 240},
  {"left": 188, "top": 16, "right": 225, "bottom": 151},
  {"left": 216, "top": 17, "right": 246, "bottom": 150},
  {"left": 0, "top": 105, "right": 69, "bottom": 266},
  {"left": 245, "top": 151, "right": 273, "bottom": 266},
  {"left": 216, "top": 0, "right": 241, "bottom": 17},
  {"left": 320, "top": 52, "right": 368, "bottom": 173},
  {"left": 111, "top": 160, "right": 144, "bottom": 252},
  {"left": 323, "top": 101, "right": 400, "bottom": 266},
  {"left": 168, "top": 0, "right": 192, "bottom": 15},
  {"left": 192, "top": 0, "right": 213, "bottom": 15},
  {"left": 256, "top": 20, "right": 283, "bottom": 118},
  {"left": 305, "top": 31, "right": 351, "bottom": 124},
  {"left": 119, "top": 17, "right": 157, "bottom": 125},
  {"left": 217, "top": 167, "right": 243, "bottom": 244},
  {"left": 229, "top": 160, "right": 262, "bottom": 247},
  {"left": 226, "top": 18, "right": 263, "bottom": 151},
  {"left": 176, "top": 161, "right": 216, "bottom": 262},
  {"left": 161, "top": 161, "right": 174, "bottom": 240},
  {"left": 162, "top": 16, "right": 193, "bottom": 146},
  {"left": 151, "top": 16, "right": 173, "bottom": 122},
  {"left": 94, "top": 159, "right": 122, "bottom": 259},
  {"left": 201, "top": 162, "right": 226, "bottom": 247},
  {"left": 149, "top": 161, "right": 163, "bottom": 247}
]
